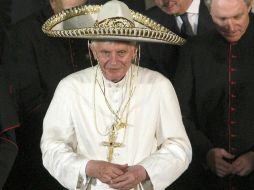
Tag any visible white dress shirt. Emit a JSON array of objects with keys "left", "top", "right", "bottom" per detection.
[{"left": 176, "top": 0, "right": 201, "bottom": 35}]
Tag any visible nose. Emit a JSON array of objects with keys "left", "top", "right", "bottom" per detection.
[
  {"left": 108, "top": 52, "right": 118, "bottom": 65},
  {"left": 227, "top": 19, "right": 235, "bottom": 32}
]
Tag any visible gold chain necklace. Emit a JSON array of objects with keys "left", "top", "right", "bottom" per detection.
[
  {"left": 93, "top": 65, "right": 137, "bottom": 162},
  {"left": 93, "top": 65, "right": 136, "bottom": 134}
]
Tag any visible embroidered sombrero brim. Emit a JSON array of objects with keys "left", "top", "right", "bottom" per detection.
[{"left": 42, "top": 1, "right": 185, "bottom": 45}]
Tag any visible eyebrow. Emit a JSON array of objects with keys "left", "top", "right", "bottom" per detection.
[{"left": 215, "top": 12, "right": 244, "bottom": 20}]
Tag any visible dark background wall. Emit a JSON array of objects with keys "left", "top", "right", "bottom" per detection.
[
  {"left": 11, "top": 0, "right": 47, "bottom": 24},
  {"left": 10, "top": 0, "right": 155, "bottom": 24}
]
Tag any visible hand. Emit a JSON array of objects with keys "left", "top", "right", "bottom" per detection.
[
  {"left": 206, "top": 148, "right": 234, "bottom": 177},
  {"left": 232, "top": 151, "right": 254, "bottom": 176},
  {"left": 85, "top": 160, "right": 128, "bottom": 184},
  {"left": 109, "top": 165, "right": 147, "bottom": 190}
]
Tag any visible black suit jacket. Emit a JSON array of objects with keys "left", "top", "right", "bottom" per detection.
[{"left": 140, "top": 0, "right": 214, "bottom": 80}]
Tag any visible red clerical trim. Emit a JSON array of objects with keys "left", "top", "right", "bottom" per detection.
[
  {"left": 27, "top": 104, "right": 42, "bottom": 115},
  {"left": 230, "top": 107, "right": 236, "bottom": 112},
  {"left": 227, "top": 43, "right": 233, "bottom": 154},
  {"left": 0, "top": 123, "right": 20, "bottom": 150},
  {"left": 231, "top": 54, "right": 237, "bottom": 59},
  {"left": 231, "top": 68, "right": 237, "bottom": 72},
  {"left": 0, "top": 136, "right": 19, "bottom": 149},
  {"left": 0, "top": 123, "right": 20, "bottom": 136}
]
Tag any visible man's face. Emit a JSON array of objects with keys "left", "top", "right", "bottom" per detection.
[
  {"left": 91, "top": 41, "right": 137, "bottom": 83},
  {"left": 154, "top": 0, "right": 192, "bottom": 15},
  {"left": 210, "top": 0, "right": 251, "bottom": 42},
  {"left": 50, "top": 0, "right": 86, "bottom": 13}
]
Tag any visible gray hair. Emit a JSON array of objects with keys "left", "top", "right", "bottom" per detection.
[
  {"left": 90, "top": 40, "right": 137, "bottom": 48},
  {"left": 204, "top": 0, "right": 253, "bottom": 11}
]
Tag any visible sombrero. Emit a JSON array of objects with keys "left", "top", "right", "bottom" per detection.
[{"left": 42, "top": 0, "right": 185, "bottom": 45}]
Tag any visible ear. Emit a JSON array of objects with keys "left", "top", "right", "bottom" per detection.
[
  {"left": 90, "top": 44, "right": 98, "bottom": 60},
  {"left": 248, "top": 4, "right": 252, "bottom": 13},
  {"left": 132, "top": 46, "right": 138, "bottom": 59}
]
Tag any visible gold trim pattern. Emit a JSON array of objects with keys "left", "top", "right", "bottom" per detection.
[
  {"left": 42, "top": 4, "right": 185, "bottom": 45},
  {"left": 94, "top": 17, "right": 135, "bottom": 28}
]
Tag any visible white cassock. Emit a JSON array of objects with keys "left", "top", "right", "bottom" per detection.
[{"left": 41, "top": 65, "right": 192, "bottom": 190}]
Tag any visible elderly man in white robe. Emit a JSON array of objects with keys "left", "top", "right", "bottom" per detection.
[{"left": 40, "top": 0, "right": 192, "bottom": 189}]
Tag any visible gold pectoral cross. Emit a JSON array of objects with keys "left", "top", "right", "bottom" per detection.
[{"left": 101, "top": 122, "right": 127, "bottom": 162}]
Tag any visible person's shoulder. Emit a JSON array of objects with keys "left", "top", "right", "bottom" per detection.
[
  {"left": 185, "top": 29, "right": 218, "bottom": 48},
  {"left": 138, "top": 67, "right": 175, "bottom": 95},
  {"left": 138, "top": 66, "right": 171, "bottom": 84},
  {"left": 61, "top": 67, "right": 94, "bottom": 86},
  {"left": 197, "top": 0, "right": 214, "bottom": 32},
  {"left": 144, "top": 6, "right": 160, "bottom": 15},
  {"left": 144, "top": 6, "right": 171, "bottom": 20},
  {"left": 53, "top": 67, "right": 93, "bottom": 96},
  {"left": 249, "top": 12, "right": 254, "bottom": 24}
]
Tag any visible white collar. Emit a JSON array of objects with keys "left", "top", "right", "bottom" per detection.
[
  {"left": 96, "top": 64, "right": 132, "bottom": 88},
  {"left": 186, "top": 0, "right": 200, "bottom": 14}
]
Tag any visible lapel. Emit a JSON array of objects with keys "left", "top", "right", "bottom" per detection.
[
  {"left": 197, "top": 0, "right": 214, "bottom": 35},
  {"left": 155, "top": 8, "right": 180, "bottom": 35},
  {"left": 159, "top": 14, "right": 180, "bottom": 54},
  {"left": 147, "top": 7, "right": 181, "bottom": 54}
]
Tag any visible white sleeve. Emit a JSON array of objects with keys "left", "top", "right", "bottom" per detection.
[
  {"left": 40, "top": 80, "right": 89, "bottom": 190},
  {"left": 139, "top": 78, "right": 192, "bottom": 190}
]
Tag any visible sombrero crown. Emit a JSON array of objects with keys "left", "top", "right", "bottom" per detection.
[{"left": 42, "top": 0, "right": 185, "bottom": 45}]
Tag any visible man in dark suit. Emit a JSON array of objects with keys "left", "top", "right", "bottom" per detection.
[
  {"left": 2, "top": 0, "right": 91, "bottom": 189},
  {"left": 140, "top": 0, "right": 214, "bottom": 80},
  {"left": 174, "top": 0, "right": 254, "bottom": 189}
]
